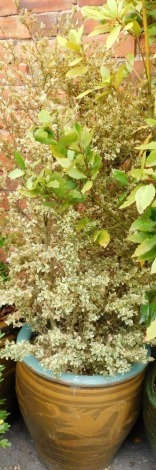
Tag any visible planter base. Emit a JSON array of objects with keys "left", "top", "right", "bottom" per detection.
[{"left": 16, "top": 361, "right": 146, "bottom": 470}]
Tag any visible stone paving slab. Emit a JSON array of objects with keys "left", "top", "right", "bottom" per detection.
[{"left": 0, "top": 413, "right": 156, "bottom": 470}]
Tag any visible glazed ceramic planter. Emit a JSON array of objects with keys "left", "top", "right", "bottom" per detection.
[
  {"left": 16, "top": 325, "right": 149, "bottom": 470},
  {"left": 143, "top": 362, "right": 156, "bottom": 457},
  {"left": 0, "top": 319, "right": 18, "bottom": 421}
]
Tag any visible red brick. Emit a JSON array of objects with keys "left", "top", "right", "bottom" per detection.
[
  {"left": 69, "top": 10, "right": 98, "bottom": 35},
  {"left": 0, "top": 16, "right": 31, "bottom": 39},
  {"left": 0, "top": 153, "right": 13, "bottom": 170},
  {"left": 0, "top": 248, "right": 7, "bottom": 263},
  {"left": 19, "top": 0, "right": 76, "bottom": 13},
  {"left": 115, "top": 34, "right": 135, "bottom": 57},
  {"left": 6, "top": 177, "right": 18, "bottom": 191},
  {"left": 133, "top": 59, "right": 155, "bottom": 76},
  {"left": 0, "top": 13, "right": 58, "bottom": 39},
  {"left": 133, "top": 60, "right": 145, "bottom": 76},
  {"left": 78, "top": 0, "right": 105, "bottom": 5},
  {"left": 84, "top": 33, "right": 135, "bottom": 57},
  {"left": 1, "top": 194, "right": 9, "bottom": 211},
  {"left": 0, "top": 0, "right": 76, "bottom": 16},
  {"left": 84, "top": 18, "right": 99, "bottom": 34},
  {"left": 0, "top": 0, "right": 17, "bottom": 16},
  {"left": 140, "top": 35, "right": 156, "bottom": 55}
]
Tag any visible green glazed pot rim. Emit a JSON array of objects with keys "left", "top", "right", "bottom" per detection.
[{"left": 17, "top": 324, "right": 150, "bottom": 388}]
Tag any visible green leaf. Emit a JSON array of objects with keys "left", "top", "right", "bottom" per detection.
[
  {"left": 9, "top": 168, "right": 25, "bottom": 179},
  {"left": 151, "top": 258, "right": 156, "bottom": 274},
  {"left": 66, "top": 167, "right": 87, "bottom": 179},
  {"left": 145, "top": 118, "right": 156, "bottom": 127},
  {"left": 57, "top": 35, "right": 68, "bottom": 47},
  {"left": 81, "top": 180, "right": 93, "bottom": 194},
  {"left": 112, "top": 169, "right": 129, "bottom": 186},
  {"left": 57, "top": 35, "right": 80, "bottom": 52},
  {"left": 135, "top": 184, "right": 155, "bottom": 214},
  {"left": 130, "top": 217, "right": 156, "bottom": 233},
  {"left": 146, "top": 318, "right": 156, "bottom": 341},
  {"left": 50, "top": 143, "right": 66, "bottom": 158},
  {"left": 106, "top": 25, "right": 121, "bottom": 49},
  {"left": 55, "top": 158, "right": 71, "bottom": 169},
  {"left": 107, "top": 0, "right": 118, "bottom": 14},
  {"left": 131, "top": 20, "right": 141, "bottom": 37},
  {"left": 148, "top": 24, "right": 156, "bottom": 37},
  {"left": 90, "top": 152, "right": 102, "bottom": 179},
  {"left": 76, "top": 89, "right": 93, "bottom": 100},
  {"left": 38, "top": 110, "right": 52, "bottom": 124},
  {"left": 115, "top": 64, "right": 126, "bottom": 87},
  {"left": 68, "top": 27, "right": 84, "bottom": 45},
  {"left": 26, "top": 177, "right": 34, "bottom": 190},
  {"left": 146, "top": 151, "right": 156, "bottom": 167},
  {"left": 117, "top": 190, "right": 129, "bottom": 206},
  {"left": 94, "top": 229, "right": 110, "bottom": 248},
  {"left": 0, "top": 439, "right": 11, "bottom": 448},
  {"left": 127, "top": 232, "right": 153, "bottom": 243},
  {"left": 69, "top": 189, "right": 84, "bottom": 201},
  {"left": 77, "top": 217, "right": 90, "bottom": 231},
  {"left": 126, "top": 52, "right": 134, "bottom": 72},
  {"left": 20, "top": 189, "right": 38, "bottom": 198},
  {"left": 66, "top": 66, "right": 88, "bottom": 78},
  {"left": 137, "top": 142, "right": 156, "bottom": 150},
  {"left": 34, "top": 129, "right": 54, "bottom": 145},
  {"left": 140, "top": 296, "right": 149, "bottom": 324},
  {"left": 138, "top": 246, "right": 156, "bottom": 261},
  {"left": 59, "top": 133, "right": 78, "bottom": 147},
  {"left": 69, "top": 58, "right": 82, "bottom": 67},
  {"left": 81, "top": 126, "right": 93, "bottom": 148},
  {"left": 81, "top": 6, "right": 107, "bottom": 21},
  {"left": 47, "top": 180, "right": 60, "bottom": 188},
  {"left": 129, "top": 169, "right": 143, "bottom": 180},
  {"left": 124, "top": 22, "right": 133, "bottom": 31},
  {"left": 149, "top": 10, "right": 156, "bottom": 19},
  {"left": 100, "top": 66, "right": 111, "bottom": 83},
  {"left": 14, "top": 151, "right": 26, "bottom": 170},
  {"left": 95, "top": 91, "right": 110, "bottom": 101},
  {"left": 119, "top": 185, "right": 141, "bottom": 209},
  {"left": 89, "top": 25, "right": 110, "bottom": 37},
  {"left": 132, "top": 236, "right": 156, "bottom": 258},
  {"left": 75, "top": 25, "right": 84, "bottom": 43},
  {"left": 0, "top": 237, "right": 5, "bottom": 247},
  {"left": 151, "top": 208, "right": 156, "bottom": 221},
  {"left": 74, "top": 123, "right": 81, "bottom": 134}
]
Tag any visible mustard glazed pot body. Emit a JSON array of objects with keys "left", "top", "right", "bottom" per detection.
[{"left": 16, "top": 325, "right": 149, "bottom": 470}]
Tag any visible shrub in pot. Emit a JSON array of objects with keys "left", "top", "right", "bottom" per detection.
[{"left": 0, "top": 1, "right": 155, "bottom": 469}]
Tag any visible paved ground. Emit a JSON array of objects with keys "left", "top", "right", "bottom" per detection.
[{"left": 0, "top": 411, "right": 156, "bottom": 470}]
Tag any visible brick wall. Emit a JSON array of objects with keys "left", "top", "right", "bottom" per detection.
[
  {"left": 0, "top": 0, "right": 136, "bottom": 57},
  {"left": 0, "top": 0, "right": 146, "bottom": 173}
]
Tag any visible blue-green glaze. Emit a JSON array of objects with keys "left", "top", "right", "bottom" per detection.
[{"left": 17, "top": 324, "right": 150, "bottom": 387}]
